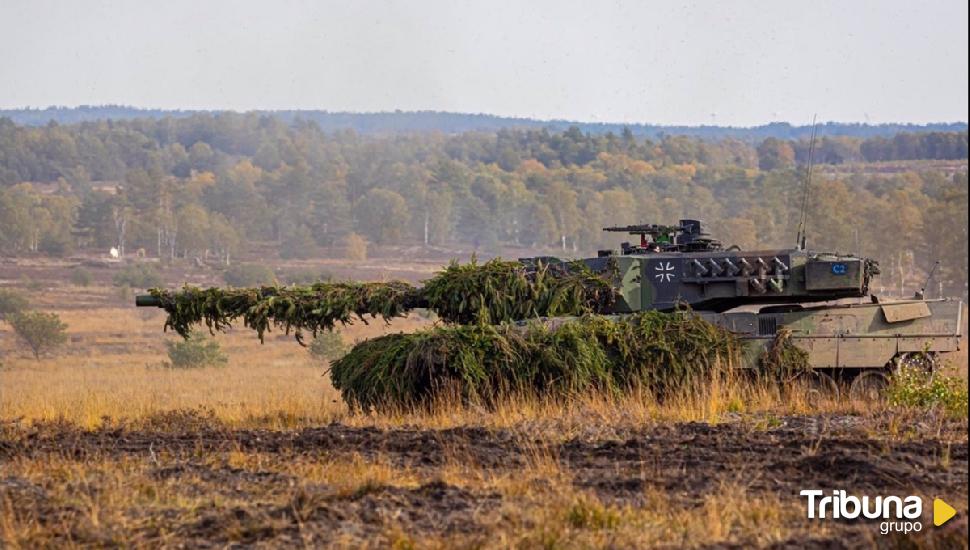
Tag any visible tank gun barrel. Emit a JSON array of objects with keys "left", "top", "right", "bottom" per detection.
[{"left": 136, "top": 294, "right": 160, "bottom": 307}]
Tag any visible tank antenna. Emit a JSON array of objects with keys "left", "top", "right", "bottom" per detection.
[
  {"left": 918, "top": 260, "right": 941, "bottom": 299},
  {"left": 795, "top": 115, "right": 818, "bottom": 250}
]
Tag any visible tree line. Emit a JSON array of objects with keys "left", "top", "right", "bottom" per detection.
[
  {"left": 0, "top": 113, "right": 966, "bottom": 298},
  {"left": 2, "top": 106, "right": 966, "bottom": 139}
]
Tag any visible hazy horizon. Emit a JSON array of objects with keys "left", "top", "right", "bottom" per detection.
[
  {"left": 1, "top": 0, "right": 968, "bottom": 126},
  {"left": 3, "top": 105, "right": 968, "bottom": 128}
]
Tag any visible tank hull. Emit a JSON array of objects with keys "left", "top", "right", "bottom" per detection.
[{"left": 703, "top": 298, "right": 963, "bottom": 372}]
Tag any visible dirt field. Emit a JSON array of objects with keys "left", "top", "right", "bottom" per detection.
[
  {"left": 1, "top": 257, "right": 968, "bottom": 548},
  {"left": 1, "top": 410, "right": 967, "bottom": 548}
]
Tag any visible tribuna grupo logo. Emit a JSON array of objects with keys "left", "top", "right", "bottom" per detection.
[{"left": 800, "top": 490, "right": 957, "bottom": 535}]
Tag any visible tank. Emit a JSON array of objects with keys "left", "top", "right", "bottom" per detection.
[
  {"left": 521, "top": 219, "right": 962, "bottom": 399},
  {"left": 136, "top": 218, "right": 963, "bottom": 400}
]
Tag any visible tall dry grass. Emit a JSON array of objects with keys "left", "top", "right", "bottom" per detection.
[
  {"left": 1, "top": 354, "right": 865, "bottom": 431},
  {"left": 0, "top": 296, "right": 960, "bottom": 431},
  {"left": 0, "top": 362, "right": 344, "bottom": 429},
  {"left": 0, "top": 303, "right": 429, "bottom": 429}
]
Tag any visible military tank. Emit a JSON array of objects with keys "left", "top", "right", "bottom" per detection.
[
  {"left": 520, "top": 219, "right": 963, "bottom": 400},
  {"left": 135, "top": 218, "right": 962, "bottom": 401}
]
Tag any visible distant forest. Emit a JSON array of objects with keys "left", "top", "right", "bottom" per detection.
[
  {"left": 2, "top": 106, "right": 967, "bottom": 140},
  {"left": 0, "top": 111, "right": 967, "bottom": 298}
]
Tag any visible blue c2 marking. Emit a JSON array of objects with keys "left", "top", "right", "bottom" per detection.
[{"left": 831, "top": 263, "right": 847, "bottom": 275}]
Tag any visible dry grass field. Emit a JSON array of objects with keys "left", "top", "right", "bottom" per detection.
[
  {"left": 1, "top": 304, "right": 428, "bottom": 429},
  {"left": 1, "top": 258, "right": 967, "bottom": 548}
]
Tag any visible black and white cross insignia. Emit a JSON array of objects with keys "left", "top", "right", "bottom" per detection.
[{"left": 654, "top": 261, "right": 676, "bottom": 282}]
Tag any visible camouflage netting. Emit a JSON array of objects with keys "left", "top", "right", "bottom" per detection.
[
  {"left": 419, "top": 258, "right": 617, "bottom": 325},
  {"left": 148, "top": 258, "right": 618, "bottom": 341},
  {"left": 330, "top": 311, "right": 740, "bottom": 409},
  {"left": 759, "top": 328, "right": 811, "bottom": 380},
  {"left": 150, "top": 281, "right": 418, "bottom": 343},
  {"left": 147, "top": 258, "right": 747, "bottom": 407}
]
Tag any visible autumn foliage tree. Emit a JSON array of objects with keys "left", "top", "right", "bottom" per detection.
[
  {"left": 0, "top": 113, "right": 965, "bottom": 299},
  {"left": 756, "top": 138, "right": 796, "bottom": 170}
]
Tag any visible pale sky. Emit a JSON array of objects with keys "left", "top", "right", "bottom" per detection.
[{"left": 1, "top": 0, "right": 967, "bottom": 126}]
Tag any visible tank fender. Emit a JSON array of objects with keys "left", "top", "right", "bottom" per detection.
[{"left": 881, "top": 302, "right": 931, "bottom": 323}]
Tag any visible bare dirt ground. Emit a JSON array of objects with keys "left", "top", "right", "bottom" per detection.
[{"left": 1, "top": 410, "right": 967, "bottom": 548}]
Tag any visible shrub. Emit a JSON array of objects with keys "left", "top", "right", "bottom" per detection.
[
  {"left": 0, "top": 289, "right": 28, "bottom": 321},
  {"left": 113, "top": 263, "right": 163, "bottom": 289},
  {"left": 888, "top": 366, "right": 968, "bottom": 418},
  {"left": 223, "top": 263, "right": 276, "bottom": 287},
  {"left": 9, "top": 311, "right": 68, "bottom": 359},
  {"left": 344, "top": 232, "right": 368, "bottom": 261},
  {"left": 165, "top": 333, "right": 228, "bottom": 369},
  {"left": 70, "top": 267, "right": 93, "bottom": 287},
  {"left": 308, "top": 331, "right": 349, "bottom": 362}
]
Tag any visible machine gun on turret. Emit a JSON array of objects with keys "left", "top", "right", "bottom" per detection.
[{"left": 602, "top": 219, "right": 722, "bottom": 255}]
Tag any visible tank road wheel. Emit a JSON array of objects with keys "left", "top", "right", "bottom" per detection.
[
  {"left": 796, "top": 371, "right": 840, "bottom": 406},
  {"left": 894, "top": 352, "right": 938, "bottom": 373},
  {"left": 849, "top": 371, "right": 890, "bottom": 402}
]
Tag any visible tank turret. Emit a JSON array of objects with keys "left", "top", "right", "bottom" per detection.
[{"left": 524, "top": 219, "right": 881, "bottom": 313}]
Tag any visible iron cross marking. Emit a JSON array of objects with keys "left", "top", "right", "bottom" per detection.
[{"left": 654, "top": 261, "right": 676, "bottom": 283}]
